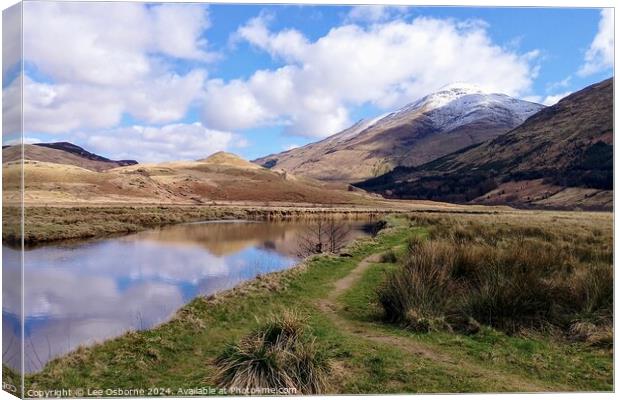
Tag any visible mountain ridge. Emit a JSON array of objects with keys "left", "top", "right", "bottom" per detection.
[
  {"left": 356, "top": 77, "right": 613, "bottom": 210},
  {"left": 2, "top": 142, "right": 138, "bottom": 172},
  {"left": 253, "top": 84, "right": 544, "bottom": 182}
]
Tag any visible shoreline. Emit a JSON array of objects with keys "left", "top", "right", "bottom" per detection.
[
  {"left": 3, "top": 202, "right": 611, "bottom": 246},
  {"left": 3, "top": 204, "right": 401, "bottom": 246},
  {"left": 20, "top": 223, "right": 381, "bottom": 376}
]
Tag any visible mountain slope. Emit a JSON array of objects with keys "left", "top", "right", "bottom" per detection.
[
  {"left": 254, "top": 84, "right": 544, "bottom": 183},
  {"left": 357, "top": 78, "right": 613, "bottom": 210},
  {"left": 2, "top": 146, "right": 384, "bottom": 205},
  {"left": 2, "top": 142, "right": 137, "bottom": 171}
]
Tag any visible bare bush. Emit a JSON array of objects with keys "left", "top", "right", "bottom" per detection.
[{"left": 297, "top": 218, "right": 351, "bottom": 257}]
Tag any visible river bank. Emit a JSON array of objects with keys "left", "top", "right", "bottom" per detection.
[
  {"left": 19, "top": 212, "right": 613, "bottom": 394},
  {"left": 3, "top": 204, "right": 400, "bottom": 245}
]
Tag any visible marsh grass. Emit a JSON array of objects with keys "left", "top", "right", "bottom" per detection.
[
  {"left": 379, "top": 212, "right": 613, "bottom": 343},
  {"left": 5, "top": 206, "right": 391, "bottom": 245},
  {"left": 214, "top": 311, "right": 329, "bottom": 394}
]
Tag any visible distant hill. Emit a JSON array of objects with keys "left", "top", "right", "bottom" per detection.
[
  {"left": 2, "top": 146, "right": 386, "bottom": 205},
  {"left": 198, "top": 151, "right": 262, "bottom": 169},
  {"left": 357, "top": 78, "right": 613, "bottom": 211},
  {"left": 2, "top": 142, "right": 137, "bottom": 171},
  {"left": 254, "top": 84, "right": 543, "bottom": 183}
]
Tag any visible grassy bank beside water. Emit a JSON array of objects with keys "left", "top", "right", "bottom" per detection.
[
  {"left": 2, "top": 205, "right": 395, "bottom": 245},
  {"left": 23, "top": 211, "right": 612, "bottom": 394}
]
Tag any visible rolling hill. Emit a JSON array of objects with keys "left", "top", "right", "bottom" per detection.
[
  {"left": 254, "top": 84, "right": 544, "bottom": 183},
  {"left": 2, "top": 148, "right": 383, "bottom": 205},
  {"left": 357, "top": 78, "right": 613, "bottom": 210},
  {"left": 2, "top": 142, "right": 137, "bottom": 171}
]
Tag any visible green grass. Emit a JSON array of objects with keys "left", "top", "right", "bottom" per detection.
[
  {"left": 339, "top": 257, "right": 612, "bottom": 391},
  {"left": 25, "top": 214, "right": 613, "bottom": 394},
  {"left": 2, "top": 364, "right": 21, "bottom": 397}
]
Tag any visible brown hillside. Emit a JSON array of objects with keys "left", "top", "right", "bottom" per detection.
[
  {"left": 2, "top": 143, "right": 137, "bottom": 172},
  {"left": 254, "top": 86, "right": 543, "bottom": 183},
  {"left": 358, "top": 78, "right": 613, "bottom": 211}
]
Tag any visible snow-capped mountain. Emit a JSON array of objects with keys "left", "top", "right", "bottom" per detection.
[
  {"left": 382, "top": 83, "right": 543, "bottom": 132},
  {"left": 254, "top": 84, "right": 545, "bottom": 183},
  {"left": 358, "top": 78, "right": 613, "bottom": 210}
]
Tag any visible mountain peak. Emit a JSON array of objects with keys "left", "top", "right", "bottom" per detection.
[
  {"left": 413, "top": 83, "right": 488, "bottom": 111},
  {"left": 387, "top": 83, "right": 543, "bottom": 128},
  {"left": 253, "top": 83, "right": 544, "bottom": 183},
  {"left": 437, "top": 82, "right": 485, "bottom": 94}
]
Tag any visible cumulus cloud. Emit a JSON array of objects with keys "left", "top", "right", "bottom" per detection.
[
  {"left": 14, "top": 71, "right": 206, "bottom": 134},
  {"left": 203, "top": 15, "right": 539, "bottom": 137},
  {"left": 23, "top": 2, "right": 214, "bottom": 86},
  {"left": 235, "top": 14, "right": 309, "bottom": 62},
  {"left": 2, "top": 74, "right": 22, "bottom": 139},
  {"left": 11, "top": 2, "right": 212, "bottom": 138},
  {"left": 579, "top": 9, "right": 614, "bottom": 76},
  {"left": 79, "top": 122, "right": 235, "bottom": 163}
]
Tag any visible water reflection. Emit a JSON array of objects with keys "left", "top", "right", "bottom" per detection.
[{"left": 2, "top": 219, "right": 371, "bottom": 372}]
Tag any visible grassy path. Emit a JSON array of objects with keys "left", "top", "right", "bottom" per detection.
[{"left": 317, "top": 252, "right": 566, "bottom": 393}]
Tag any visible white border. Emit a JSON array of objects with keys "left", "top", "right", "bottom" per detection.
[{"left": 0, "top": 1, "right": 616, "bottom": 400}]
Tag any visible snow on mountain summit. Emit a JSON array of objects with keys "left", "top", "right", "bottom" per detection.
[{"left": 380, "top": 83, "right": 544, "bottom": 132}]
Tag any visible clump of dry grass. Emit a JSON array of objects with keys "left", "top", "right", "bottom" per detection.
[
  {"left": 379, "top": 240, "right": 459, "bottom": 331},
  {"left": 380, "top": 249, "right": 398, "bottom": 264},
  {"left": 380, "top": 212, "right": 612, "bottom": 341},
  {"left": 214, "top": 311, "right": 329, "bottom": 394}
]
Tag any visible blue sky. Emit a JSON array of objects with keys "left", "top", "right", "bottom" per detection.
[{"left": 3, "top": 3, "right": 614, "bottom": 162}]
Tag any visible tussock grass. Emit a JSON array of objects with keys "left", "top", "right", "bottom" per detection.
[
  {"left": 214, "top": 311, "right": 329, "bottom": 394},
  {"left": 379, "top": 212, "right": 613, "bottom": 342},
  {"left": 380, "top": 249, "right": 399, "bottom": 263}
]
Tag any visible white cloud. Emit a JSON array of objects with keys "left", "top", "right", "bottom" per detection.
[
  {"left": 202, "top": 79, "right": 273, "bottom": 130},
  {"left": 546, "top": 76, "right": 571, "bottom": 92},
  {"left": 16, "top": 71, "right": 206, "bottom": 134},
  {"left": 125, "top": 70, "right": 207, "bottom": 124},
  {"left": 283, "top": 144, "right": 300, "bottom": 151},
  {"left": 23, "top": 2, "right": 214, "bottom": 86},
  {"left": 10, "top": 2, "right": 212, "bottom": 139},
  {"left": 80, "top": 122, "right": 235, "bottom": 163},
  {"left": 2, "top": 74, "right": 22, "bottom": 138},
  {"left": 235, "top": 14, "right": 309, "bottom": 62},
  {"left": 150, "top": 4, "right": 215, "bottom": 61},
  {"left": 579, "top": 9, "right": 614, "bottom": 76},
  {"left": 542, "top": 91, "right": 571, "bottom": 106},
  {"left": 204, "top": 15, "right": 539, "bottom": 137}
]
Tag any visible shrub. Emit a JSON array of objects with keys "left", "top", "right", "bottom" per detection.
[
  {"left": 380, "top": 249, "right": 398, "bottom": 264},
  {"left": 378, "top": 215, "right": 613, "bottom": 341},
  {"left": 378, "top": 240, "right": 461, "bottom": 331},
  {"left": 214, "top": 311, "right": 329, "bottom": 394}
]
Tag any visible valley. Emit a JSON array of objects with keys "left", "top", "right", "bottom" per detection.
[
  {"left": 17, "top": 211, "right": 613, "bottom": 394},
  {"left": 2, "top": 77, "right": 613, "bottom": 396}
]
